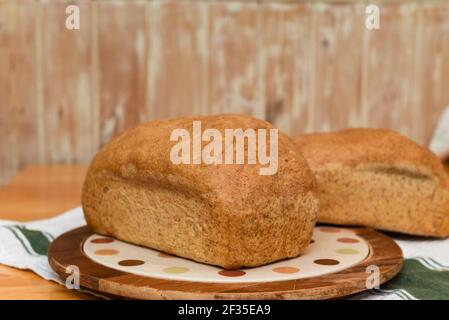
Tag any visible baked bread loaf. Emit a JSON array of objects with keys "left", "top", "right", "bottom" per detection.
[
  {"left": 83, "top": 114, "right": 318, "bottom": 269},
  {"left": 295, "top": 128, "right": 449, "bottom": 238}
]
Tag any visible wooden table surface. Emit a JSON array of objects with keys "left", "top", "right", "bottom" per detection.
[{"left": 1, "top": 164, "right": 448, "bottom": 300}]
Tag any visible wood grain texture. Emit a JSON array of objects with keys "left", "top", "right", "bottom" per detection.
[
  {"left": 96, "top": 0, "right": 149, "bottom": 146},
  {"left": 41, "top": 0, "right": 94, "bottom": 163},
  {"left": 260, "top": 2, "right": 312, "bottom": 135},
  {"left": 419, "top": 3, "right": 449, "bottom": 145},
  {"left": 148, "top": 0, "right": 208, "bottom": 119},
  {"left": 313, "top": 2, "right": 364, "bottom": 132},
  {"left": 208, "top": 1, "right": 260, "bottom": 118},
  {"left": 0, "top": 0, "right": 38, "bottom": 185},
  {"left": 2, "top": 1, "right": 449, "bottom": 184},
  {"left": 49, "top": 226, "right": 403, "bottom": 300},
  {"left": 361, "top": 3, "right": 419, "bottom": 141}
]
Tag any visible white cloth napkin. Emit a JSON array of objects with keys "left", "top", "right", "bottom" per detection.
[{"left": 0, "top": 207, "right": 85, "bottom": 283}]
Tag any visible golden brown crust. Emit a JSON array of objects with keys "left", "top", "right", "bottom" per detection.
[
  {"left": 295, "top": 128, "right": 449, "bottom": 188},
  {"left": 295, "top": 128, "right": 449, "bottom": 238},
  {"left": 91, "top": 114, "right": 316, "bottom": 211},
  {"left": 83, "top": 114, "right": 318, "bottom": 268}
]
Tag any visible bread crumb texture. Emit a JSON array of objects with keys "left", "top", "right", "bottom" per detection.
[
  {"left": 296, "top": 128, "right": 449, "bottom": 238},
  {"left": 83, "top": 114, "right": 318, "bottom": 269}
]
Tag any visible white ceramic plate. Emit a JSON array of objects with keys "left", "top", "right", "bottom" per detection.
[{"left": 83, "top": 226, "right": 369, "bottom": 283}]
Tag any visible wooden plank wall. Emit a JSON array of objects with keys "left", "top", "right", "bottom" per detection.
[{"left": 1, "top": 0, "right": 449, "bottom": 185}]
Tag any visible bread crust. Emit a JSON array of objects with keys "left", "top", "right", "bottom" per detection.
[
  {"left": 295, "top": 128, "right": 449, "bottom": 238},
  {"left": 83, "top": 114, "right": 318, "bottom": 268}
]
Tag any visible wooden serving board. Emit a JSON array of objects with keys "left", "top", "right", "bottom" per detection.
[{"left": 48, "top": 226, "right": 403, "bottom": 300}]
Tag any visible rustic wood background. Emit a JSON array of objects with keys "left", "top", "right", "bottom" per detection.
[{"left": 1, "top": 0, "right": 449, "bottom": 185}]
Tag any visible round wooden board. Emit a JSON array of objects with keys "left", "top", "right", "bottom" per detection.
[{"left": 48, "top": 226, "right": 403, "bottom": 300}]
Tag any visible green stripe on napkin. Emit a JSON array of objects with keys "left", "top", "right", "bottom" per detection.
[
  {"left": 382, "top": 258, "right": 449, "bottom": 300},
  {"left": 2, "top": 225, "right": 51, "bottom": 256}
]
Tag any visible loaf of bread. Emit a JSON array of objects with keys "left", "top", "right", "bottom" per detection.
[
  {"left": 82, "top": 114, "right": 318, "bottom": 269},
  {"left": 295, "top": 128, "right": 449, "bottom": 238}
]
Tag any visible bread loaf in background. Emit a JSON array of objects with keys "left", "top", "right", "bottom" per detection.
[
  {"left": 82, "top": 114, "right": 318, "bottom": 269},
  {"left": 295, "top": 128, "right": 449, "bottom": 238}
]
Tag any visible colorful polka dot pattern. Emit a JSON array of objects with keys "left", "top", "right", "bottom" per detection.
[
  {"left": 337, "top": 237, "right": 360, "bottom": 243},
  {"left": 84, "top": 226, "right": 369, "bottom": 284},
  {"left": 273, "top": 267, "right": 300, "bottom": 274},
  {"left": 94, "top": 249, "right": 119, "bottom": 256},
  {"left": 314, "top": 259, "right": 340, "bottom": 266},
  {"left": 90, "top": 237, "right": 114, "bottom": 244},
  {"left": 336, "top": 248, "right": 359, "bottom": 255},
  {"left": 219, "top": 270, "right": 246, "bottom": 277},
  {"left": 164, "top": 267, "right": 189, "bottom": 274},
  {"left": 118, "top": 259, "right": 145, "bottom": 267}
]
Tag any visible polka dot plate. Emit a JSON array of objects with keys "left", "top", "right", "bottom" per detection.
[
  {"left": 49, "top": 226, "right": 403, "bottom": 299},
  {"left": 83, "top": 226, "right": 369, "bottom": 283}
]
